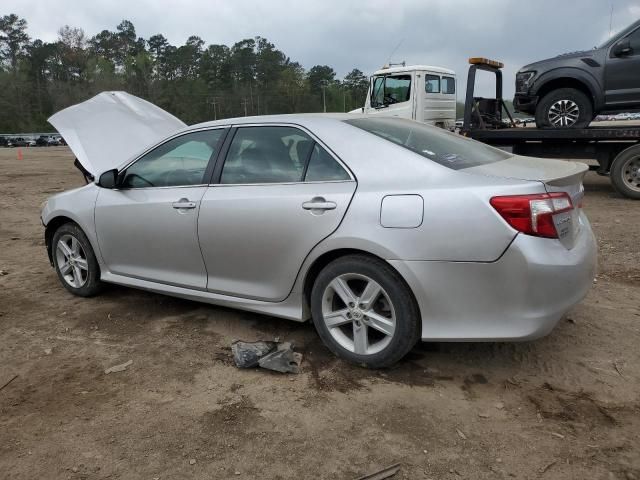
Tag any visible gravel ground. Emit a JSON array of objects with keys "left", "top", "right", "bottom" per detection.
[{"left": 0, "top": 146, "right": 639, "bottom": 480}]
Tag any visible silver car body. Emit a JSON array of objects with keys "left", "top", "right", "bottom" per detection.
[{"left": 43, "top": 92, "right": 597, "bottom": 341}]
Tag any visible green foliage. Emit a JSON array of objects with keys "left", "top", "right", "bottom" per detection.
[{"left": 0, "top": 14, "right": 371, "bottom": 132}]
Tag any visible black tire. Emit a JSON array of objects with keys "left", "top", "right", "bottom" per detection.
[
  {"left": 535, "top": 88, "right": 593, "bottom": 129},
  {"left": 310, "top": 254, "right": 421, "bottom": 368},
  {"left": 610, "top": 145, "right": 640, "bottom": 200},
  {"left": 52, "top": 222, "right": 103, "bottom": 297}
]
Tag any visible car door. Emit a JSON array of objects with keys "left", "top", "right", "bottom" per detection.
[
  {"left": 198, "top": 125, "right": 356, "bottom": 301},
  {"left": 94, "top": 128, "right": 227, "bottom": 289},
  {"left": 605, "top": 26, "right": 640, "bottom": 107}
]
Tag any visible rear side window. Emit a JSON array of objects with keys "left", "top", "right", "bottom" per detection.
[
  {"left": 442, "top": 76, "right": 456, "bottom": 94},
  {"left": 305, "top": 144, "right": 350, "bottom": 182},
  {"left": 344, "top": 117, "right": 510, "bottom": 170},
  {"left": 424, "top": 74, "right": 440, "bottom": 93}
]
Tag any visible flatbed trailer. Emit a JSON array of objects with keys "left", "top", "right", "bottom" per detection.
[{"left": 460, "top": 58, "right": 640, "bottom": 199}]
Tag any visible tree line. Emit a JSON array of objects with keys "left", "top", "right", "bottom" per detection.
[{"left": 0, "top": 13, "right": 370, "bottom": 132}]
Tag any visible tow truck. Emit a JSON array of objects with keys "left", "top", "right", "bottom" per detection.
[
  {"left": 357, "top": 58, "right": 640, "bottom": 199},
  {"left": 461, "top": 57, "right": 640, "bottom": 200}
]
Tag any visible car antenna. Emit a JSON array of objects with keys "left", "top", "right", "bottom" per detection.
[
  {"left": 384, "top": 38, "right": 405, "bottom": 69},
  {"left": 608, "top": 2, "right": 614, "bottom": 38}
]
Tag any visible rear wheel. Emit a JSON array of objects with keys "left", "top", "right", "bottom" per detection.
[
  {"left": 310, "top": 255, "right": 421, "bottom": 368},
  {"left": 611, "top": 145, "right": 640, "bottom": 199},
  {"left": 52, "top": 223, "right": 103, "bottom": 296},
  {"left": 535, "top": 88, "right": 593, "bottom": 129}
]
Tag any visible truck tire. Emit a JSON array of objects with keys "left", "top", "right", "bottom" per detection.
[
  {"left": 610, "top": 145, "right": 640, "bottom": 200},
  {"left": 535, "top": 88, "right": 593, "bottom": 129}
]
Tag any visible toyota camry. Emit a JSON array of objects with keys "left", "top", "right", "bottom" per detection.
[{"left": 42, "top": 92, "right": 597, "bottom": 367}]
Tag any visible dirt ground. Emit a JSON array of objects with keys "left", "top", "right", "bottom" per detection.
[{"left": 0, "top": 146, "right": 639, "bottom": 480}]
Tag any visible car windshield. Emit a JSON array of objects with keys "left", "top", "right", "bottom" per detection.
[{"left": 344, "top": 117, "right": 511, "bottom": 170}]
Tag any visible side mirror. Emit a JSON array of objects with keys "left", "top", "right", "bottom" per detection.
[
  {"left": 613, "top": 39, "right": 632, "bottom": 57},
  {"left": 98, "top": 169, "right": 118, "bottom": 189}
]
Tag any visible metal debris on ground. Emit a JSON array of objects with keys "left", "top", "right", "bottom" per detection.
[
  {"left": 104, "top": 359, "right": 133, "bottom": 374},
  {"left": 231, "top": 341, "right": 277, "bottom": 368},
  {"left": 231, "top": 340, "right": 302, "bottom": 373},
  {"left": 353, "top": 463, "right": 401, "bottom": 480}
]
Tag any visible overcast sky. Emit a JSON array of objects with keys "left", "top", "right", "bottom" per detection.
[{"left": 4, "top": 0, "right": 640, "bottom": 98}]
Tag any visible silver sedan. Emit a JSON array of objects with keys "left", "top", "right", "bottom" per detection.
[{"left": 42, "top": 92, "right": 597, "bottom": 367}]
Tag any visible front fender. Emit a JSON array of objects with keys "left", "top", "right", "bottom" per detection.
[
  {"left": 531, "top": 67, "right": 604, "bottom": 110},
  {"left": 42, "top": 184, "right": 103, "bottom": 267}
]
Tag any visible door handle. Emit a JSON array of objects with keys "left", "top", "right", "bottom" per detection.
[
  {"left": 172, "top": 198, "right": 197, "bottom": 209},
  {"left": 302, "top": 197, "right": 337, "bottom": 211}
]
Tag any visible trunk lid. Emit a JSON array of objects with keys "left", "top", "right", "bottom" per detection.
[
  {"left": 48, "top": 92, "right": 186, "bottom": 177},
  {"left": 466, "top": 155, "right": 588, "bottom": 249}
]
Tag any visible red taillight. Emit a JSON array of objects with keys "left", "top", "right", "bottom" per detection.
[{"left": 490, "top": 193, "right": 573, "bottom": 239}]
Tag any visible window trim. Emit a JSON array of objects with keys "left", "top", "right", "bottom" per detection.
[
  {"left": 424, "top": 74, "right": 441, "bottom": 94},
  {"left": 208, "top": 123, "right": 355, "bottom": 186},
  {"left": 115, "top": 126, "right": 230, "bottom": 190}
]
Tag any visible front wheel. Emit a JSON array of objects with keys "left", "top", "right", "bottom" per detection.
[
  {"left": 310, "top": 255, "right": 421, "bottom": 368},
  {"left": 535, "top": 88, "right": 593, "bottom": 129},
  {"left": 610, "top": 145, "right": 640, "bottom": 199},
  {"left": 52, "top": 223, "right": 103, "bottom": 297}
]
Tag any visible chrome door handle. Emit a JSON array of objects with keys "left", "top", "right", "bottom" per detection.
[
  {"left": 302, "top": 198, "right": 337, "bottom": 211},
  {"left": 172, "top": 198, "right": 197, "bottom": 209}
]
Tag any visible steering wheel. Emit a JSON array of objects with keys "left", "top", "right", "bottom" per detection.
[{"left": 384, "top": 94, "right": 398, "bottom": 105}]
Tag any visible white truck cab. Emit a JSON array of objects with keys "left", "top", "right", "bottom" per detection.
[{"left": 360, "top": 65, "right": 457, "bottom": 129}]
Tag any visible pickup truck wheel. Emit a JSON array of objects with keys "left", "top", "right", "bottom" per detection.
[
  {"left": 611, "top": 145, "right": 640, "bottom": 200},
  {"left": 535, "top": 88, "right": 593, "bottom": 129}
]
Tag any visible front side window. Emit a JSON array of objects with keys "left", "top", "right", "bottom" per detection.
[
  {"left": 122, "top": 129, "right": 224, "bottom": 188},
  {"left": 424, "top": 74, "right": 440, "bottom": 93},
  {"left": 220, "top": 126, "right": 314, "bottom": 184},
  {"left": 371, "top": 74, "right": 412, "bottom": 107},
  {"left": 626, "top": 27, "right": 640, "bottom": 55},
  {"left": 442, "top": 76, "right": 456, "bottom": 94},
  {"left": 344, "top": 117, "right": 510, "bottom": 170}
]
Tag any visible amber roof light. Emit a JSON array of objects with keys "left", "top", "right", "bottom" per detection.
[{"left": 468, "top": 57, "right": 504, "bottom": 68}]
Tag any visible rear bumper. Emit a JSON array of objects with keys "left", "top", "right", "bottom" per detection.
[
  {"left": 390, "top": 215, "right": 597, "bottom": 341},
  {"left": 513, "top": 94, "right": 538, "bottom": 114}
]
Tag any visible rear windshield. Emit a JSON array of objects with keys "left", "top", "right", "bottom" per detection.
[{"left": 344, "top": 117, "right": 510, "bottom": 170}]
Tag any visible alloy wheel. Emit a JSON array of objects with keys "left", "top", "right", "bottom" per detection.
[
  {"left": 321, "top": 273, "right": 396, "bottom": 356},
  {"left": 548, "top": 99, "right": 580, "bottom": 127},
  {"left": 55, "top": 234, "right": 89, "bottom": 288}
]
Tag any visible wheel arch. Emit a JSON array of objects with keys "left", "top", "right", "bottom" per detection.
[
  {"left": 532, "top": 70, "right": 602, "bottom": 110},
  {"left": 45, "top": 216, "right": 78, "bottom": 265},
  {"left": 301, "top": 248, "right": 422, "bottom": 321}
]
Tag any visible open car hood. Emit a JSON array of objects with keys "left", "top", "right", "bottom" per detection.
[{"left": 48, "top": 92, "right": 186, "bottom": 177}]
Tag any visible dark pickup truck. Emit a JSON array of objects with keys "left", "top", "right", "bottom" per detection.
[
  {"left": 462, "top": 58, "right": 640, "bottom": 199},
  {"left": 514, "top": 19, "right": 640, "bottom": 129}
]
